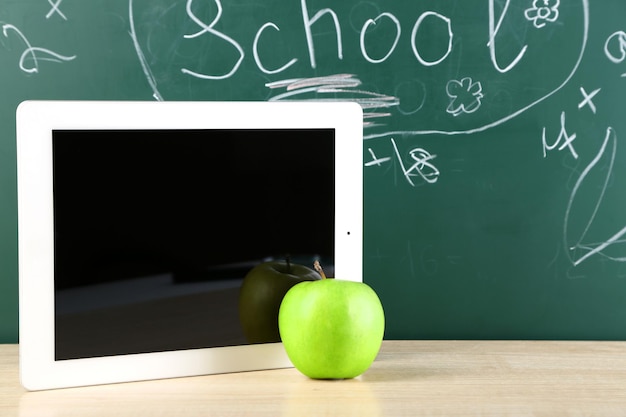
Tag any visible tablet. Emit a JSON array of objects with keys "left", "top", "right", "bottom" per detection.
[{"left": 16, "top": 100, "right": 363, "bottom": 390}]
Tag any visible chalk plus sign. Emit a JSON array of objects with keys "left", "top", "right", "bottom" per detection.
[
  {"left": 47, "top": 0, "right": 67, "bottom": 20},
  {"left": 578, "top": 86, "right": 601, "bottom": 114}
]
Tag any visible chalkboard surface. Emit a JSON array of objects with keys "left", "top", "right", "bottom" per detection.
[{"left": 2, "top": 0, "right": 626, "bottom": 342}]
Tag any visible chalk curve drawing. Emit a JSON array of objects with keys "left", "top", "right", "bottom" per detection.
[
  {"left": 0, "top": 22, "right": 76, "bottom": 74},
  {"left": 563, "top": 127, "right": 626, "bottom": 266}
]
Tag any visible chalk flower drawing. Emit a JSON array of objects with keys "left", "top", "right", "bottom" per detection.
[
  {"left": 446, "top": 77, "right": 484, "bottom": 117},
  {"left": 524, "top": 0, "right": 560, "bottom": 29}
]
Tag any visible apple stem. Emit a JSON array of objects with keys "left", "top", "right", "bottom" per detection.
[
  {"left": 285, "top": 254, "right": 291, "bottom": 273},
  {"left": 314, "top": 260, "right": 327, "bottom": 280}
]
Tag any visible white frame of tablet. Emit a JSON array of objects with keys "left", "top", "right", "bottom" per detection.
[{"left": 16, "top": 100, "right": 363, "bottom": 391}]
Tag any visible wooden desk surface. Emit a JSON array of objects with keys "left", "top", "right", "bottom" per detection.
[{"left": 3, "top": 340, "right": 626, "bottom": 416}]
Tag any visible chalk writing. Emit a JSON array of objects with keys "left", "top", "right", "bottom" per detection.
[
  {"left": 488, "top": 0, "right": 527, "bottom": 74},
  {"left": 365, "top": 0, "right": 588, "bottom": 139},
  {"left": 130, "top": 0, "right": 578, "bottom": 111},
  {"left": 411, "top": 244, "right": 473, "bottom": 281},
  {"left": 125, "top": 0, "right": 592, "bottom": 160},
  {"left": 0, "top": 0, "right": 624, "bottom": 340},
  {"left": 364, "top": 148, "right": 391, "bottom": 168},
  {"left": 604, "top": 30, "right": 626, "bottom": 77},
  {"left": 411, "top": 12, "right": 452, "bottom": 67},
  {"left": 0, "top": 23, "right": 75, "bottom": 74},
  {"left": 128, "top": 0, "right": 162, "bottom": 101},
  {"left": 398, "top": 143, "right": 440, "bottom": 186},
  {"left": 541, "top": 21, "right": 626, "bottom": 268},
  {"left": 365, "top": 138, "right": 439, "bottom": 187},
  {"left": 542, "top": 112, "right": 578, "bottom": 159},
  {"left": 359, "top": 13, "right": 400, "bottom": 64},
  {"left": 180, "top": 0, "right": 244, "bottom": 80},
  {"left": 547, "top": 68, "right": 626, "bottom": 268},
  {"left": 46, "top": 0, "right": 67, "bottom": 21},
  {"left": 253, "top": 23, "right": 298, "bottom": 74}
]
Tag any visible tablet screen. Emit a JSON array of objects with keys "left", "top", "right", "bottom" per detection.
[{"left": 52, "top": 128, "right": 335, "bottom": 360}]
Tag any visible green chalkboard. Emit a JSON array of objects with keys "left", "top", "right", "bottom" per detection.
[{"left": 2, "top": 0, "right": 626, "bottom": 342}]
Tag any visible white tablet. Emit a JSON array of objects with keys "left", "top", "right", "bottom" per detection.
[{"left": 16, "top": 100, "right": 363, "bottom": 390}]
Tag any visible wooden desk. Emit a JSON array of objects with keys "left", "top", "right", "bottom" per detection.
[{"left": 3, "top": 340, "right": 626, "bottom": 416}]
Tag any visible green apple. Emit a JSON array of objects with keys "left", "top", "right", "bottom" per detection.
[
  {"left": 239, "top": 260, "right": 321, "bottom": 344},
  {"left": 278, "top": 270, "right": 385, "bottom": 379}
]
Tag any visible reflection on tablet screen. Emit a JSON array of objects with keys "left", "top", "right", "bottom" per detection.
[{"left": 52, "top": 129, "right": 335, "bottom": 360}]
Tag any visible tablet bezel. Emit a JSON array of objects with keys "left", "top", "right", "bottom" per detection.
[{"left": 16, "top": 100, "right": 363, "bottom": 390}]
